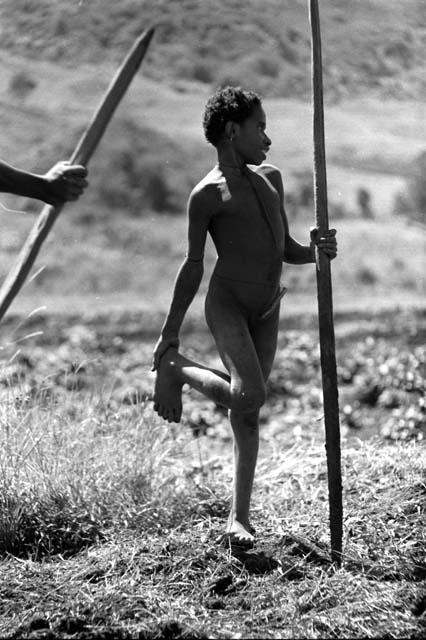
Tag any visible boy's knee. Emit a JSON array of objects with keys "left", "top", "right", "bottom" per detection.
[{"left": 230, "top": 383, "right": 266, "bottom": 414}]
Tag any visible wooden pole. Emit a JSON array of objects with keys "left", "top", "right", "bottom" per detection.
[
  {"left": 0, "top": 27, "right": 155, "bottom": 322},
  {"left": 308, "top": 0, "right": 343, "bottom": 565}
]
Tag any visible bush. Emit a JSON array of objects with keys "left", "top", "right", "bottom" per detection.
[
  {"left": 394, "top": 150, "right": 426, "bottom": 223},
  {"left": 0, "top": 489, "right": 105, "bottom": 559},
  {"left": 357, "top": 187, "right": 374, "bottom": 219},
  {"left": 253, "top": 54, "right": 280, "bottom": 78},
  {"left": 408, "top": 150, "right": 426, "bottom": 216},
  {"left": 88, "top": 119, "right": 196, "bottom": 217},
  {"left": 356, "top": 266, "right": 377, "bottom": 286},
  {"left": 292, "top": 170, "right": 314, "bottom": 208},
  {"left": 9, "top": 70, "right": 37, "bottom": 97},
  {"left": 192, "top": 62, "right": 214, "bottom": 84},
  {"left": 97, "top": 152, "right": 173, "bottom": 215}
]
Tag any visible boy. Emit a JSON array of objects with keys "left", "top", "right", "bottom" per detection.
[
  {"left": 152, "top": 87, "right": 337, "bottom": 548},
  {"left": 0, "top": 159, "right": 88, "bottom": 206}
]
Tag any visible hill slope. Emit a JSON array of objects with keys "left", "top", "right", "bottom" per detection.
[{"left": 1, "top": 0, "right": 425, "bottom": 101}]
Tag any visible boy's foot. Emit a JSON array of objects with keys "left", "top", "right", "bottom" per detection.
[
  {"left": 220, "top": 520, "right": 255, "bottom": 550},
  {"left": 153, "top": 347, "right": 183, "bottom": 423}
]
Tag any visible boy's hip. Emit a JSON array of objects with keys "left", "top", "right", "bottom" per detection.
[{"left": 207, "top": 271, "right": 285, "bottom": 319}]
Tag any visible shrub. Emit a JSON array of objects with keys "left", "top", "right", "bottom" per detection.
[
  {"left": 383, "top": 40, "right": 413, "bottom": 69},
  {"left": 292, "top": 170, "right": 314, "bottom": 208},
  {"left": 192, "top": 62, "right": 214, "bottom": 84},
  {"left": 408, "top": 150, "right": 426, "bottom": 217},
  {"left": 357, "top": 187, "right": 374, "bottom": 219},
  {"left": 90, "top": 118, "right": 196, "bottom": 217},
  {"left": 394, "top": 150, "right": 426, "bottom": 223},
  {"left": 356, "top": 266, "right": 377, "bottom": 286},
  {"left": 9, "top": 71, "right": 37, "bottom": 97},
  {"left": 253, "top": 54, "right": 280, "bottom": 78},
  {"left": 0, "top": 489, "right": 105, "bottom": 559}
]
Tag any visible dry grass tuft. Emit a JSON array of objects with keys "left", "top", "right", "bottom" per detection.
[{"left": 0, "top": 382, "right": 424, "bottom": 638}]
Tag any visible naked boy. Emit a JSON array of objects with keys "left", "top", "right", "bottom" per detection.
[{"left": 153, "top": 87, "right": 337, "bottom": 548}]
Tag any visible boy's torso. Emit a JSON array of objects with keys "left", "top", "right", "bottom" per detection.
[{"left": 201, "top": 165, "right": 285, "bottom": 285}]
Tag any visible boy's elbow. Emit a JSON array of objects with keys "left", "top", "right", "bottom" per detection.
[{"left": 183, "top": 256, "right": 204, "bottom": 280}]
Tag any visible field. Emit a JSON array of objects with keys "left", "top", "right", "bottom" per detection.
[
  {"left": 0, "top": 1, "right": 425, "bottom": 638},
  {"left": 0, "top": 307, "right": 425, "bottom": 638}
]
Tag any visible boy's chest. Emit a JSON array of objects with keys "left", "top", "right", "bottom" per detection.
[{"left": 215, "top": 177, "right": 283, "bottom": 239}]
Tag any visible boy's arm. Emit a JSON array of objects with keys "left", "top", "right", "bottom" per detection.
[
  {"left": 267, "top": 166, "right": 336, "bottom": 264},
  {"left": 152, "top": 188, "right": 212, "bottom": 370},
  {"left": 0, "top": 159, "right": 87, "bottom": 206}
]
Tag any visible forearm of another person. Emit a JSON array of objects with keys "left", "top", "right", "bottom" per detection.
[
  {"left": 0, "top": 160, "right": 87, "bottom": 206},
  {"left": 0, "top": 160, "right": 46, "bottom": 202}
]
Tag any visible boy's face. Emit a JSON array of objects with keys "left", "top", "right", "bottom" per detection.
[{"left": 233, "top": 105, "right": 271, "bottom": 165}]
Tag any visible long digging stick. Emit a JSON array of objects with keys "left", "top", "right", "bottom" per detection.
[
  {"left": 308, "top": 0, "right": 343, "bottom": 565},
  {"left": 0, "top": 27, "right": 155, "bottom": 322}
]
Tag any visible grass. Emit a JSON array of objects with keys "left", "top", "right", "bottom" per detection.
[
  {"left": 0, "top": 392, "right": 424, "bottom": 637},
  {"left": 0, "top": 3, "right": 425, "bottom": 635},
  {"left": 0, "top": 307, "right": 424, "bottom": 638}
]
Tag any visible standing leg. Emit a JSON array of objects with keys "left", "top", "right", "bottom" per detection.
[
  {"left": 154, "top": 284, "right": 273, "bottom": 546},
  {"left": 226, "top": 408, "right": 260, "bottom": 544},
  {"left": 205, "top": 292, "right": 268, "bottom": 547},
  {"left": 224, "top": 305, "right": 281, "bottom": 544}
]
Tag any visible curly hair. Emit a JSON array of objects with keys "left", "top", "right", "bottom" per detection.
[{"left": 202, "top": 86, "right": 262, "bottom": 147}]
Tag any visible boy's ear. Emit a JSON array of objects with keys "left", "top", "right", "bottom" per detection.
[{"left": 225, "top": 121, "right": 239, "bottom": 140}]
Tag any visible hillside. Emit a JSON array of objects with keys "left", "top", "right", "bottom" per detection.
[
  {"left": 1, "top": 0, "right": 425, "bottom": 101},
  {"left": 0, "top": 0, "right": 424, "bottom": 316}
]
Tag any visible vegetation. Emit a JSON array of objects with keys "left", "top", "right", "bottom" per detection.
[
  {"left": 0, "top": 2, "right": 425, "bottom": 637},
  {"left": 394, "top": 150, "right": 426, "bottom": 224},
  {"left": 1, "top": 0, "right": 425, "bottom": 101},
  {"left": 0, "top": 308, "right": 424, "bottom": 638}
]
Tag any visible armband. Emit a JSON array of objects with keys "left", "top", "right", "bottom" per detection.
[{"left": 186, "top": 254, "right": 204, "bottom": 263}]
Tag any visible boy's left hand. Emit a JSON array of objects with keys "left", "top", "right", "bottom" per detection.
[{"left": 310, "top": 227, "right": 337, "bottom": 260}]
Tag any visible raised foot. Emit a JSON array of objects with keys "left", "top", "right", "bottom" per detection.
[{"left": 153, "top": 347, "right": 183, "bottom": 423}]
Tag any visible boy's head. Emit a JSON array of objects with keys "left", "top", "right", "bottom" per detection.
[{"left": 203, "top": 86, "right": 262, "bottom": 147}]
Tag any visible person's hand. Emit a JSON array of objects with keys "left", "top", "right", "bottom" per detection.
[
  {"left": 152, "top": 336, "right": 179, "bottom": 371},
  {"left": 43, "top": 161, "right": 88, "bottom": 206},
  {"left": 310, "top": 227, "right": 337, "bottom": 260}
]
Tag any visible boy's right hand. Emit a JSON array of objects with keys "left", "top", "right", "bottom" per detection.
[{"left": 152, "top": 336, "right": 180, "bottom": 371}]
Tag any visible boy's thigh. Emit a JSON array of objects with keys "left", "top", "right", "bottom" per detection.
[
  {"left": 205, "top": 289, "right": 264, "bottom": 392},
  {"left": 250, "top": 305, "right": 280, "bottom": 382}
]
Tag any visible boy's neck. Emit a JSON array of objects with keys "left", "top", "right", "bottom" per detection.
[{"left": 216, "top": 145, "right": 246, "bottom": 171}]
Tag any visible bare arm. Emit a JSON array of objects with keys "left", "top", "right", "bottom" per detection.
[
  {"left": 267, "top": 166, "right": 336, "bottom": 264},
  {"left": 152, "top": 187, "right": 213, "bottom": 369},
  {"left": 159, "top": 258, "right": 204, "bottom": 341},
  {"left": 0, "top": 159, "right": 88, "bottom": 206}
]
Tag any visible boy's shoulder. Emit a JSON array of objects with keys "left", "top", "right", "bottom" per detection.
[
  {"left": 252, "top": 163, "right": 284, "bottom": 194},
  {"left": 252, "top": 163, "right": 282, "bottom": 180},
  {"left": 189, "top": 166, "right": 224, "bottom": 205}
]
